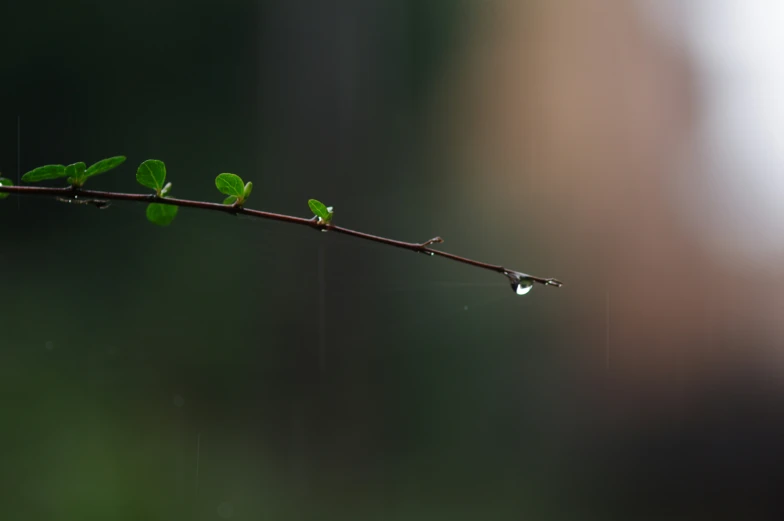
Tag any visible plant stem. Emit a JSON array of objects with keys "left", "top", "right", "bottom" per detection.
[{"left": 0, "top": 184, "right": 563, "bottom": 288}]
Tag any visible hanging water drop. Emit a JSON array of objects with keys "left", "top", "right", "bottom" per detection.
[
  {"left": 503, "top": 270, "right": 535, "bottom": 296},
  {"left": 510, "top": 278, "right": 534, "bottom": 296},
  {"left": 511, "top": 280, "right": 533, "bottom": 296}
]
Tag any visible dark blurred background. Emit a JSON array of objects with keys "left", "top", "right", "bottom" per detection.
[{"left": 3, "top": 1, "right": 784, "bottom": 519}]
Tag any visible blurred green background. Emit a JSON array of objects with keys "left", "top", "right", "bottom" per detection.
[
  {"left": 6, "top": 1, "right": 784, "bottom": 520},
  {"left": 1, "top": 1, "right": 571, "bottom": 519}
]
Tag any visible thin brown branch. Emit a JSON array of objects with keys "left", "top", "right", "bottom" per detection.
[{"left": 0, "top": 185, "right": 563, "bottom": 289}]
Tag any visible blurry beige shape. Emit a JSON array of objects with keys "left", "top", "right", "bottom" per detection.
[
  {"left": 441, "top": 0, "right": 784, "bottom": 406},
  {"left": 452, "top": 0, "right": 693, "bottom": 227},
  {"left": 683, "top": 0, "right": 784, "bottom": 259}
]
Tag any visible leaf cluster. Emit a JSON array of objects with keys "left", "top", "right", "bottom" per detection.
[{"left": 10, "top": 156, "right": 334, "bottom": 227}]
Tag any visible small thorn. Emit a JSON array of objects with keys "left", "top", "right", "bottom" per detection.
[{"left": 420, "top": 236, "right": 444, "bottom": 247}]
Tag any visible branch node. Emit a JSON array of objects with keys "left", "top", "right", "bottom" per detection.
[{"left": 55, "top": 195, "right": 111, "bottom": 210}]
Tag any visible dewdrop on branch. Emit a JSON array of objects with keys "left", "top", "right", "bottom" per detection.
[{"left": 505, "top": 271, "right": 535, "bottom": 296}]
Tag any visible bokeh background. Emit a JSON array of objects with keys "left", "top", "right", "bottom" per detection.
[{"left": 3, "top": 1, "right": 784, "bottom": 519}]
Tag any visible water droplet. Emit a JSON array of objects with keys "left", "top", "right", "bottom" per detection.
[
  {"left": 45, "top": 341, "right": 54, "bottom": 351},
  {"left": 217, "top": 502, "right": 234, "bottom": 519},
  {"left": 173, "top": 395, "right": 185, "bottom": 407},
  {"left": 511, "top": 279, "right": 534, "bottom": 296},
  {"left": 504, "top": 271, "right": 535, "bottom": 296}
]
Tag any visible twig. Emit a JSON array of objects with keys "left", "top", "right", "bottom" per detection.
[{"left": 0, "top": 184, "right": 563, "bottom": 289}]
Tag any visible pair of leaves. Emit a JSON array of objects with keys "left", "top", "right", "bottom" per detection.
[
  {"left": 136, "top": 159, "right": 177, "bottom": 226},
  {"left": 214, "top": 177, "right": 333, "bottom": 226},
  {"left": 308, "top": 199, "right": 334, "bottom": 224},
  {"left": 142, "top": 168, "right": 255, "bottom": 225},
  {"left": 22, "top": 156, "right": 126, "bottom": 187},
  {"left": 215, "top": 173, "right": 252, "bottom": 206},
  {"left": 0, "top": 177, "right": 13, "bottom": 200}
]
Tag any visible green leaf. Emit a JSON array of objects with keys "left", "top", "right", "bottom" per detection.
[
  {"left": 22, "top": 164, "right": 66, "bottom": 182},
  {"left": 136, "top": 160, "right": 166, "bottom": 191},
  {"left": 243, "top": 181, "right": 253, "bottom": 200},
  {"left": 85, "top": 156, "right": 126, "bottom": 178},
  {"left": 215, "top": 173, "right": 245, "bottom": 197},
  {"left": 223, "top": 195, "right": 238, "bottom": 205},
  {"left": 65, "top": 162, "right": 87, "bottom": 186},
  {"left": 308, "top": 199, "right": 333, "bottom": 222},
  {"left": 146, "top": 203, "right": 178, "bottom": 226},
  {"left": 0, "top": 177, "right": 13, "bottom": 199}
]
